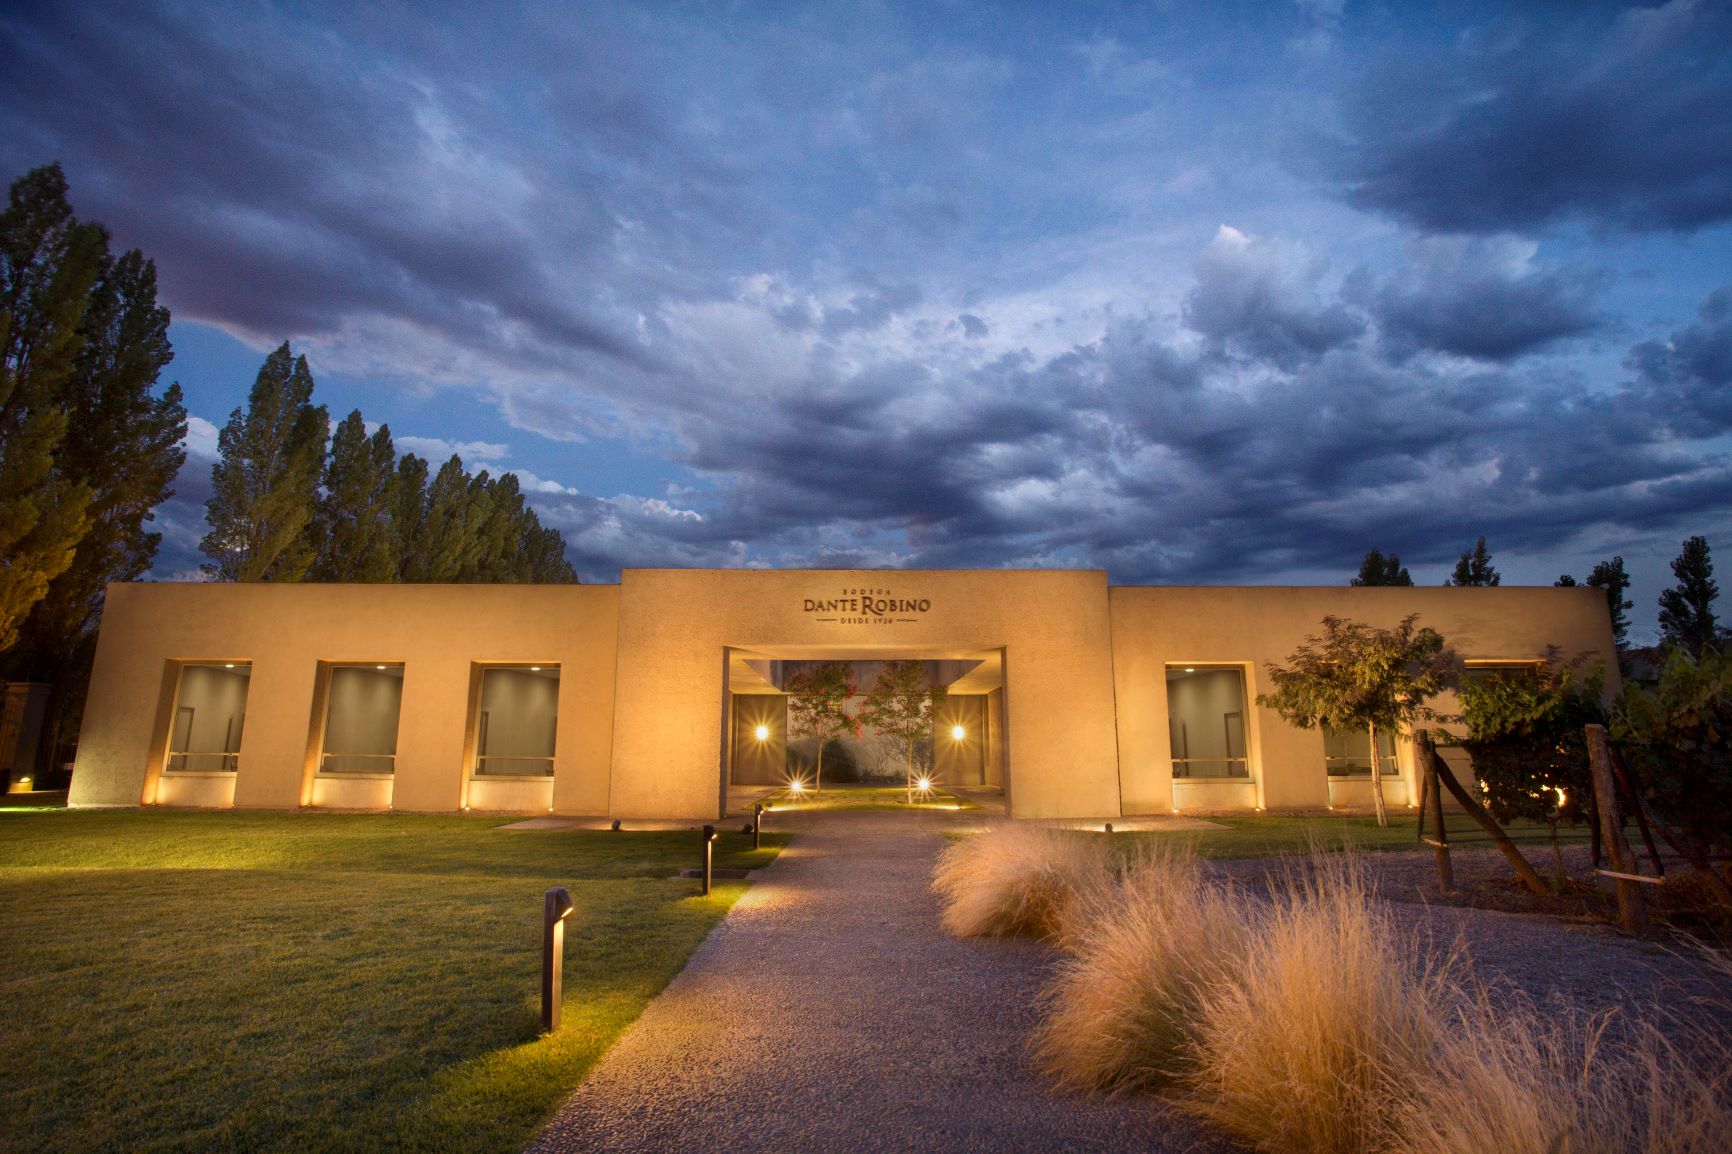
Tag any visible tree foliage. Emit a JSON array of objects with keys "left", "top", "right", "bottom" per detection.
[
  {"left": 0, "top": 165, "right": 102, "bottom": 652},
  {"left": 785, "top": 661, "right": 859, "bottom": 792},
  {"left": 859, "top": 659, "right": 944, "bottom": 801},
  {"left": 309, "top": 410, "right": 397, "bottom": 582},
  {"left": 1258, "top": 614, "right": 1453, "bottom": 825},
  {"left": 1445, "top": 536, "right": 1500, "bottom": 587},
  {"left": 1613, "top": 647, "right": 1732, "bottom": 861},
  {"left": 1350, "top": 549, "right": 1412, "bottom": 587},
  {"left": 1559, "top": 556, "right": 1633, "bottom": 648},
  {"left": 201, "top": 343, "right": 328, "bottom": 581},
  {"left": 1458, "top": 660, "right": 1604, "bottom": 880},
  {"left": 1657, "top": 535, "right": 1720, "bottom": 655}
]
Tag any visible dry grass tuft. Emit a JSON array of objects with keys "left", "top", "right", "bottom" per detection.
[
  {"left": 931, "top": 823, "right": 1111, "bottom": 940},
  {"left": 1034, "top": 842, "right": 1256, "bottom": 1091},
  {"left": 1180, "top": 854, "right": 1455, "bottom": 1154}
]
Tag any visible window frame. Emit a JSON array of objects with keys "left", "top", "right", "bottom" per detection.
[
  {"left": 163, "top": 661, "right": 252, "bottom": 776},
  {"left": 1165, "top": 662, "right": 1255, "bottom": 781},
  {"left": 315, "top": 662, "right": 406, "bottom": 778},
  {"left": 470, "top": 663, "right": 560, "bottom": 780}
]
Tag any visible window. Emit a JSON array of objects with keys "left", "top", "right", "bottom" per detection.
[
  {"left": 1167, "top": 665, "right": 1250, "bottom": 779},
  {"left": 167, "top": 663, "right": 250, "bottom": 772},
  {"left": 320, "top": 665, "right": 404, "bottom": 775},
  {"left": 474, "top": 665, "right": 559, "bottom": 777},
  {"left": 1461, "top": 661, "right": 1543, "bottom": 687},
  {"left": 1324, "top": 726, "right": 1398, "bottom": 777}
]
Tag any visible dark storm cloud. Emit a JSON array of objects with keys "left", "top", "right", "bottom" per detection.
[
  {"left": 1182, "top": 227, "right": 1365, "bottom": 370},
  {"left": 1327, "top": 0, "right": 1732, "bottom": 233},
  {"left": 1628, "top": 285, "right": 1732, "bottom": 436},
  {"left": 0, "top": 2, "right": 696, "bottom": 368}
]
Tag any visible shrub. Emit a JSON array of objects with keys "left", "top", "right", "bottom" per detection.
[
  {"left": 1615, "top": 647, "right": 1732, "bottom": 865},
  {"left": 1181, "top": 854, "right": 1455, "bottom": 1154},
  {"left": 930, "top": 823, "right": 1110, "bottom": 940},
  {"left": 1034, "top": 843, "right": 1257, "bottom": 1091}
]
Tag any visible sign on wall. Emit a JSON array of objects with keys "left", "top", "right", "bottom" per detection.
[{"left": 802, "top": 586, "right": 932, "bottom": 626}]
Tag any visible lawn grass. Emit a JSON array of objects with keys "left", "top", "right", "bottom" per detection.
[
  {"left": 0, "top": 810, "right": 787, "bottom": 1154},
  {"left": 759, "top": 783, "right": 978, "bottom": 811}
]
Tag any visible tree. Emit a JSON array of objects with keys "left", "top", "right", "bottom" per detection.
[
  {"left": 1556, "top": 557, "right": 1633, "bottom": 647},
  {"left": 1657, "top": 536, "right": 1719, "bottom": 655},
  {"left": 858, "top": 659, "right": 944, "bottom": 804},
  {"left": 1258, "top": 614, "right": 1453, "bottom": 826},
  {"left": 1458, "top": 660, "right": 1605, "bottom": 886},
  {"left": 1350, "top": 549, "right": 1412, "bottom": 587},
  {"left": 401, "top": 454, "right": 482, "bottom": 582},
  {"left": 0, "top": 164, "right": 101, "bottom": 651},
  {"left": 309, "top": 410, "right": 398, "bottom": 582},
  {"left": 1446, "top": 536, "right": 1500, "bottom": 587},
  {"left": 200, "top": 343, "right": 328, "bottom": 581},
  {"left": 391, "top": 453, "right": 429, "bottom": 578},
  {"left": 785, "top": 662, "right": 859, "bottom": 793}
]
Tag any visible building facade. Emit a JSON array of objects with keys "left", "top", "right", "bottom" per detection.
[{"left": 69, "top": 569, "right": 1618, "bottom": 819}]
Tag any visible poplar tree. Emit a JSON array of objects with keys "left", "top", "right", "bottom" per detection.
[
  {"left": 1558, "top": 557, "right": 1633, "bottom": 647},
  {"left": 10, "top": 247, "right": 185, "bottom": 675},
  {"left": 391, "top": 453, "right": 429, "bottom": 578},
  {"left": 309, "top": 410, "right": 398, "bottom": 581},
  {"left": 402, "top": 455, "right": 482, "bottom": 582},
  {"left": 1351, "top": 549, "right": 1412, "bottom": 587},
  {"left": 1658, "top": 536, "right": 1720, "bottom": 655},
  {"left": 0, "top": 164, "right": 100, "bottom": 651},
  {"left": 200, "top": 343, "right": 328, "bottom": 581},
  {"left": 1446, "top": 536, "right": 1500, "bottom": 586}
]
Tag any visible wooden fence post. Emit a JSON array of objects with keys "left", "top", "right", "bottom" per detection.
[
  {"left": 1427, "top": 742, "right": 1549, "bottom": 895},
  {"left": 1414, "top": 730, "right": 1454, "bottom": 894},
  {"left": 1585, "top": 724, "right": 1647, "bottom": 934}
]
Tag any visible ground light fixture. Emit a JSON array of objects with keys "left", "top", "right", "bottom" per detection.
[
  {"left": 787, "top": 778, "right": 806, "bottom": 796},
  {"left": 754, "top": 724, "right": 769, "bottom": 742},
  {"left": 541, "top": 886, "right": 575, "bottom": 1034},
  {"left": 915, "top": 776, "right": 933, "bottom": 795},
  {"left": 950, "top": 724, "right": 966, "bottom": 741},
  {"left": 700, "top": 824, "right": 717, "bottom": 895}
]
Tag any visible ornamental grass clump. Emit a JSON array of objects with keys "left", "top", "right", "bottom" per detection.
[
  {"left": 1181, "top": 854, "right": 1455, "bottom": 1154},
  {"left": 1034, "top": 843, "right": 1258, "bottom": 1092},
  {"left": 1395, "top": 998, "right": 1732, "bottom": 1154},
  {"left": 930, "top": 822, "right": 1111, "bottom": 940}
]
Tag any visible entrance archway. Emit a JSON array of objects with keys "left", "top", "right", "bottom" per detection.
[{"left": 721, "top": 646, "right": 1007, "bottom": 806}]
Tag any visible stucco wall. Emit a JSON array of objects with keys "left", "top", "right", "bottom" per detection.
[
  {"left": 1108, "top": 585, "right": 1620, "bottom": 815},
  {"left": 71, "top": 583, "right": 619, "bottom": 813}
]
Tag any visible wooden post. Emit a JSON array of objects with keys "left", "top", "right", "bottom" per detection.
[
  {"left": 1585, "top": 724, "right": 1646, "bottom": 934},
  {"left": 1415, "top": 731, "right": 1454, "bottom": 894},
  {"left": 1428, "top": 743, "right": 1549, "bottom": 895},
  {"left": 1606, "top": 748, "right": 1665, "bottom": 878},
  {"left": 1609, "top": 748, "right": 1732, "bottom": 910}
]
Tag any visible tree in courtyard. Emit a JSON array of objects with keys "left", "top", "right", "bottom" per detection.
[
  {"left": 1258, "top": 614, "right": 1454, "bottom": 827},
  {"left": 0, "top": 164, "right": 102, "bottom": 651},
  {"left": 200, "top": 343, "right": 328, "bottom": 581},
  {"left": 1557, "top": 556, "right": 1633, "bottom": 648},
  {"left": 785, "top": 661, "right": 859, "bottom": 792},
  {"left": 1445, "top": 536, "right": 1500, "bottom": 587},
  {"left": 1657, "top": 535, "right": 1720, "bottom": 655},
  {"left": 1351, "top": 549, "right": 1412, "bottom": 587},
  {"left": 1458, "top": 660, "right": 1605, "bottom": 887},
  {"left": 309, "top": 410, "right": 398, "bottom": 581},
  {"left": 859, "top": 659, "right": 944, "bottom": 804}
]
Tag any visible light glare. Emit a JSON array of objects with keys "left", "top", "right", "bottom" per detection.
[
  {"left": 950, "top": 724, "right": 966, "bottom": 741},
  {"left": 754, "top": 724, "right": 769, "bottom": 742}
]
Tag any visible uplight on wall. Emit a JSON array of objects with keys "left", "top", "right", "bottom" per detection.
[
  {"left": 950, "top": 724, "right": 966, "bottom": 741},
  {"left": 754, "top": 724, "right": 769, "bottom": 742}
]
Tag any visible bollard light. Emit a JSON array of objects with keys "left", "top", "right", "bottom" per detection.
[
  {"left": 541, "top": 886, "right": 575, "bottom": 1033},
  {"left": 752, "top": 802, "right": 764, "bottom": 850},
  {"left": 610, "top": 818, "right": 621, "bottom": 831},
  {"left": 701, "top": 824, "right": 717, "bottom": 895},
  {"left": 1104, "top": 822, "right": 1114, "bottom": 834}
]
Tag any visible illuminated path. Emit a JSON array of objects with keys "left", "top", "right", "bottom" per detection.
[{"left": 527, "top": 809, "right": 1230, "bottom": 1154}]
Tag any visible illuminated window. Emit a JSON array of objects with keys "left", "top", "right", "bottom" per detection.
[
  {"left": 319, "top": 665, "right": 404, "bottom": 775},
  {"left": 1461, "top": 661, "right": 1543, "bottom": 687},
  {"left": 1324, "top": 726, "right": 1398, "bottom": 777},
  {"left": 166, "top": 663, "right": 250, "bottom": 773},
  {"left": 474, "top": 665, "right": 559, "bottom": 777},
  {"left": 1167, "top": 665, "right": 1251, "bottom": 779}
]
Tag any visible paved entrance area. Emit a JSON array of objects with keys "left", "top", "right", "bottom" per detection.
[{"left": 528, "top": 809, "right": 1230, "bottom": 1154}]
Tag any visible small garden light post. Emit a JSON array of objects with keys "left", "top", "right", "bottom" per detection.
[
  {"left": 701, "top": 824, "right": 717, "bottom": 895},
  {"left": 541, "top": 886, "right": 574, "bottom": 1034},
  {"left": 752, "top": 802, "right": 764, "bottom": 850}
]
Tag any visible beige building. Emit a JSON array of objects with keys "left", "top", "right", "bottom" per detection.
[{"left": 69, "top": 569, "right": 1618, "bottom": 819}]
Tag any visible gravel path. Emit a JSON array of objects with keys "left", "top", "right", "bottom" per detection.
[{"left": 527, "top": 810, "right": 1232, "bottom": 1154}]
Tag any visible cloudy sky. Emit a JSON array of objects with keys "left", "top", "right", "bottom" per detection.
[{"left": 3, "top": 0, "right": 1730, "bottom": 637}]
